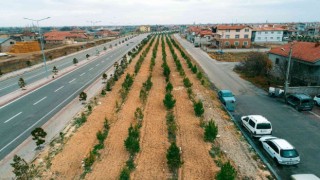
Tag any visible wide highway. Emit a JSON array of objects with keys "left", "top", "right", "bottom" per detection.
[{"left": 0, "top": 34, "right": 148, "bottom": 160}]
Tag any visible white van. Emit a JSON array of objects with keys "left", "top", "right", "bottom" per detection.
[{"left": 241, "top": 115, "right": 272, "bottom": 137}]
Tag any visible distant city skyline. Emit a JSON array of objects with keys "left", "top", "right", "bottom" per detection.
[{"left": 0, "top": 0, "right": 319, "bottom": 27}]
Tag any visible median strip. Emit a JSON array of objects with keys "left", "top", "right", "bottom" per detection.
[
  {"left": 33, "top": 96, "right": 47, "bottom": 106},
  {"left": 4, "top": 112, "right": 22, "bottom": 123}
]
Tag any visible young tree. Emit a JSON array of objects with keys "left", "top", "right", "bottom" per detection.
[
  {"left": 73, "top": 58, "right": 78, "bottom": 65},
  {"left": 11, "top": 155, "right": 31, "bottom": 179},
  {"left": 163, "top": 93, "right": 176, "bottom": 110},
  {"left": 216, "top": 161, "right": 237, "bottom": 180},
  {"left": 166, "top": 82, "right": 173, "bottom": 93},
  {"left": 26, "top": 60, "right": 32, "bottom": 67},
  {"left": 86, "top": 54, "right": 90, "bottom": 60},
  {"left": 18, "top": 77, "right": 26, "bottom": 90},
  {"left": 194, "top": 100, "right": 204, "bottom": 117},
  {"left": 166, "top": 142, "right": 182, "bottom": 172},
  {"left": 31, "top": 127, "right": 47, "bottom": 148},
  {"left": 0, "top": 68, "right": 2, "bottom": 76},
  {"left": 204, "top": 120, "right": 218, "bottom": 142},
  {"left": 106, "top": 81, "right": 112, "bottom": 91},
  {"left": 124, "top": 125, "right": 140, "bottom": 155},
  {"left": 79, "top": 92, "right": 87, "bottom": 103},
  {"left": 103, "top": 46, "right": 107, "bottom": 51},
  {"left": 102, "top": 73, "right": 108, "bottom": 83},
  {"left": 52, "top": 66, "right": 58, "bottom": 75}
]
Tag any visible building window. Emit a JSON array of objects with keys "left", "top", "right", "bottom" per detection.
[
  {"left": 226, "top": 29, "right": 230, "bottom": 32},
  {"left": 235, "top": 35, "right": 240, "bottom": 39},
  {"left": 275, "top": 58, "right": 279, "bottom": 64},
  {"left": 234, "top": 41, "right": 239, "bottom": 46},
  {"left": 243, "top": 41, "right": 248, "bottom": 46},
  {"left": 258, "top": 32, "right": 261, "bottom": 34},
  {"left": 270, "top": 37, "right": 273, "bottom": 39},
  {"left": 278, "top": 31, "right": 281, "bottom": 34},
  {"left": 244, "top": 34, "right": 249, "bottom": 38},
  {"left": 225, "top": 41, "right": 230, "bottom": 46},
  {"left": 277, "top": 37, "right": 280, "bottom": 40},
  {"left": 271, "top": 31, "right": 274, "bottom": 34},
  {"left": 265, "top": 37, "right": 268, "bottom": 40},
  {"left": 265, "top": 31, "right": 268, "bottom": 34},
  {"left": 257, "top": 37, "right": 261, "bottom": 40},
  {"left": 226, "top": 35, "right": 230, "bottom": 39},
  {"left": 245, "top": 29, "right": 249, "bottom": 32},
  {"left": 236, "top": 29, "right": 240, "bottom": 32}
]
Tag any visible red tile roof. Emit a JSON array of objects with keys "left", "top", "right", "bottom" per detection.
[
  {"left": 216, "top": 25, "right": 252, "bottom": 30},
  {"left": 269, "top": 42, "right": 320, "bottom": 63},
  {"left": 44, "top": 31, "right": 88, "bottom": 41},
  {"left": 188, "top": 26, "right": 202, "bottom": 34},
  {"left": 200, "top": 30, "right": 213, "bottom": 36}
]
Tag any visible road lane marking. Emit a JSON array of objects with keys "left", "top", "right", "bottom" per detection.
[
  {"left": 309, "top": 111, "right": 320, "bottom": 119},
  {"left": 89, "top": 68, "right": 93, "bottom": 71},
  {"left": 80, "top": 73, "right": 86, "bottom": 76},
  {"left": 102, "top": 61, "right": 104, "bottom": 63},
  {"left": 33, "top": 96, "right": 47, "bottom": 105},
  {"left": 96, "top": 64, "right": 100, "bottom": 66},
  {"left": 54, "top": 86, "right": 64, "bottom": 92},
  {"left": 4, "top": 112, "right": 22, "bottom": 123},
  {"left": 0, "top": 84, "right": 15, "bottom": 91},
  {"left": 69, "top": 78, "right": 76, "bottom": 83}
]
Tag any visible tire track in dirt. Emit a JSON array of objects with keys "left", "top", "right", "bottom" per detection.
[
  {"left": 46, "top": 40, "right": 152, "bottom": 179},
  {"left": 85, "top": 38, "right": 156, "bottom": 180},
  {"left": 164, "top": 37, "right": 216, "bottom": 180},
  {"left": 171, "top": 36, "right": 268, "bottom": 179},
  {"left": 131, "top": 37, "right": 170, "bottom": 179}
]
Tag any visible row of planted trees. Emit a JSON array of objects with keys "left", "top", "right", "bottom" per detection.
[
  {"left": 120, "top": 35, "right": 159, "bottom": 179},
  {"left": 159, "top": 34, "right": 183, "bottom": 179},
  {"left": 167, "top": 34, "right": 237, "bottom": 179},
  {"left": 78, "top": 36, "right": 153, "bottom": 178}
]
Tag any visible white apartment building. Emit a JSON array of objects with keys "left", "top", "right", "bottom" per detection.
[{"left": 252, "top": 26, "right": 284, "bottom": 43}]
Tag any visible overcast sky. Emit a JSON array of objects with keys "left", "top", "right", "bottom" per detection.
[{"left": 1, "top": 0, "right": 319, "bottom": 27}]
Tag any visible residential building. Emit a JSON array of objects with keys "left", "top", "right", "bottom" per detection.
[
  {"left": 252, "top": 25, "right": 284, "bottom": 43},
  {"left": 0, "top": 38, "right": 16, "bottom": 52},
  {"left": 44, "top": 30, "right": 88, "bottom": 44},
  {"left": 96, "top": 29, "right": 119, "bottom": 38},
  {"left": 139, "top": 25, "right": 151, "bottom": 32},
  {"left": 268, "top": 42, "right": 320, "bottom": 86},
  {"left": 212, "top": 25, "right": 252, "bottom": 48},
  {"left": 186, "top": 26, "right": 201, "bottom": 45}
]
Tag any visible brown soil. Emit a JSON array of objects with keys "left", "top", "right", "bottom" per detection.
[
  {"left": 131, "top": 38, "right": 170, "bottom": 179},
  {"left": 85, "top": 38, "right": 156, "bottom": 179},
  {"left": 173, "top": 36, "right": 270, "bottom": 179},
  {"left": 42, "top": 39, "right": 151, "bottom": 179},
  {"left": 165, "top": 38, "right": 218, "bottom": 179},
  {"left": 208, "top": 52, "right": 250, "bottom": 62}
]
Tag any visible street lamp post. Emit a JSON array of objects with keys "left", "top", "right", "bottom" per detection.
[
  {"left": 282, "top": 42, "right": 294, "bottom": 99},
  {"left": 87, "top": 20, "right": 101, "bottom": 55},
  {"left": 24, "top": 17, "right": 50, "bottom": 78}
]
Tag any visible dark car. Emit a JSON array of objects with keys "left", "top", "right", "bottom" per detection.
[{"left": 286, "top": 93, "right": 314, "bottom": 111}]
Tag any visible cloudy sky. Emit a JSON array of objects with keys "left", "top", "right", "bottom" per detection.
[{"left": 0, "top": 0, "right": 319, "bottom": 27}]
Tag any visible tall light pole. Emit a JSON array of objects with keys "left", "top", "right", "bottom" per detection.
[
  {"left": 24, "top": 17, "right": 50, "bottom": 78},
  {"left": 282, "top": 42, "right": 294, "bottom": 99},
  {"left": 87, "top": 20, "right": 101, "bottom": 55}
]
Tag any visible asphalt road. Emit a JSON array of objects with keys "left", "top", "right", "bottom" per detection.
[
  {"left": 175, "top": 34, "right": 320, "bottom": 179},
  {"left": 0, "top": 35, "right": 134, "bottom": 97},
  {"left": 0, "top": 34, "right": 148, "bottom": 160}
]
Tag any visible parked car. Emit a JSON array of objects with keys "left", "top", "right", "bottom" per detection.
[
  {"left": 218, "top": 90, "right": 236, "bottom": 105},
  {"left": 241, "top": 115, "right": 272, "bottom": 137},
  {"left": 259, "top": 136, "right": 300, "bottom": 165},
  {"left": 314, "top": 94, "right": 320, "bottom": 106},
  {"left": 290, "top": 174, "right": 320, "bottom": 180},
  {"left": 286, "top": 93, "right": 314, "bottom": 111}
]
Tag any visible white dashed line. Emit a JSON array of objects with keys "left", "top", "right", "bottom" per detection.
[
  {"left": 4, "top": 112, "right": 22, "bottom": 123},
  {"left": 80, "top": 73, "right": 86, "bottom": 76},
  {"left": 89, "top": 68, "right": 94, "bottom": 71},
  {"left": 69, "top": 78, "right": 76, "bottom": 83},
  {"left": 309, "top": 111, "right": 320, "bottom": 119},
  {"left": 96, "top": 64, "right": 99, "bottom": 66},
  {"left": 54, "top": 86, "right": 64, "bottom": 92},
  {"left": 33, "top": 96, "right": 47, "bottom": 105}
]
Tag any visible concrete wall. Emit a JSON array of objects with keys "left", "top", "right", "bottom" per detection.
[{"left": 288, "top": 86, "right": 320, "bottom": 96}]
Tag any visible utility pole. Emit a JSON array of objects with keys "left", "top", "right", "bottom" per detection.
[
  {"left": 24, "top": 17, "right": 50, "bottom": 78},
  {"left": 283, "top": 42, "right": 294, "bottom": 99}
]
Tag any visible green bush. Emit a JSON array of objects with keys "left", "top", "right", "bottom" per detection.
[
  {"left": 126, "top": 157, "right": 135, "bottom": 171},
  {"left": 216, "top": 161, "right": 237, "bottom": 180},
  {"left": 204, "top": 120, "right": 218, "bottom": 142},
  {"left": 163, "top": 93, "right": 176, "bottom": 110},
  {"left": 166, "top": 82, "right": 173, "bottom": 93},
  {"left": 124, "top": 125, "right": 140, "bottom": 155},
  {"left": 197, "top": 72, "right": 203, "bottom": 80},
  {"left": 191, "top": 65, "right": 198, "bottom": 73},
  {"left": 166, "top": 142, "right": 182, "bottom": 172},
  {"left": 194, "top": 100, "right": 204, "bottom": 117},
  {"left": 183, "top": 77, "right": 193, "bottom": 88},
  {"left": 119, "top": 167, "right": 130, "bottom": 180}
]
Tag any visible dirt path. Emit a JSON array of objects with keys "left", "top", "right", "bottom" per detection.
[
  {"left": 172, "top": 36, "right": 269, "bottom": 179},
  {"left": 85, "top": 39, "right": 155, "bottom": 180},
  {"left": 131, "top": 38, "right": 170, "bottom": 179},
  {"left": 165, "top": 38, "right": 217, "bottom": 179},
  {"left": 45, "top": 40, "right": 151, "bottom": 179}
]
